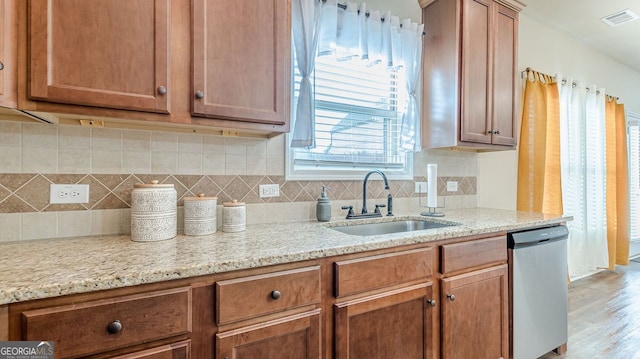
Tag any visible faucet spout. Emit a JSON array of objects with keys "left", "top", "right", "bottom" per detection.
[{"left": 362, "top": 170, "right": 390, "bottom": 214}]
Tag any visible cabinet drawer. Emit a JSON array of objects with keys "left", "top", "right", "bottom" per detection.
[
  {"left": 216, "top": 266, "right": 321, "bottom": 325},
  {"left": 22, "top": 287, "right": 192, "bottom": 358},
  {"left": 334, "top": 248, "right": 434, "bottom": 298},
  {"left": 440, "top": 236, "right": 507, "bottom": 274}
]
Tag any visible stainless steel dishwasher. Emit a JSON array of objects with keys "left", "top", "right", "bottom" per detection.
[{"left": 508, "top": 225, "right": 569, "bottom": 359}]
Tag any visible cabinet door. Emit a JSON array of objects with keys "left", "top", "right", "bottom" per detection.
[
  {"left": 441, "top": 265, "right": 508, "bottom": 359},
  {"left": 0, "top": 0, "right": 16, "bottom": 108},
  {"left": 460, "top": 0, "right": 492, "bottom": 144},
  {"left": 491, "top": 3, "right": 518, "bottom": 146},
  {"left": 216, "top": 309, "right": 321, "bottom": 359},
  {"left": 28, "top": 0, "right": 170, "bottom": 113},
  {"left": 192, "top": 0, "right": 290, "bottom": 127},
  {"left": 334, "top": 283, "right": 436, "bottom": 359}
]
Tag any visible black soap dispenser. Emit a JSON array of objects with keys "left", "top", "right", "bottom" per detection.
[{"left": 316, "top": 186, "right": 331, "bottom": 222}]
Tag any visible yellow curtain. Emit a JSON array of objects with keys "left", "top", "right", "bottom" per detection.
[
  {"left": 517, "top": 71, "right": 563, "bottom": 214},
  {"left": 605, "top": 97, "right": 630, "bottom": 268}
]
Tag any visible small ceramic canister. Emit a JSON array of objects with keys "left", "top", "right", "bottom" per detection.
[
  {"left": 183, "top": 193, "right": 218, "bottom": 236},
  {"left": 130, "top": 180, "right": 177, "bottom": 242},
  {"left": 222, "top": 199, "right": 246, "bottom": 233}
]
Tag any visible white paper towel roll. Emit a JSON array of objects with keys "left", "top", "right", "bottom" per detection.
[{"left": 427, "top": 164, "right": 438, "bottom": 208}]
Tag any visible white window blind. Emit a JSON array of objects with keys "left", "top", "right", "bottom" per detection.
[
  {"left": 287, "top": 54, "right": 412, "bottom": 180},
  {"left": 629, "top": 113, "right": 640, "bottom": 241}
]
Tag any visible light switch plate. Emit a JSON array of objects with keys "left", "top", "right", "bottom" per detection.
[{"left": 446, "top": 181, "right": 458, "bottom": 192}]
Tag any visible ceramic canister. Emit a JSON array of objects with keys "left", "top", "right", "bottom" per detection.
[
  {"left": 183, "top": 193, "right": 218, "bottom": 236},
  {"left": 130, "top": 180, "right": 177, "bottom": 242},
  {"left": 222, "top": 199, "right": 246, "bottom": 233}
]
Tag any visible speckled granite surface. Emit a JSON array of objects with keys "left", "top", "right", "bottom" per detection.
[{"left": 0, "top": 208, "right": 571, "bottom": 305}]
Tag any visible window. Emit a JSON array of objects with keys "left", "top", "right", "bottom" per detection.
[
  {"left": 286, "top": 54, "right": 413, "bottom": 180},
  {"left": 629, "top": 112, "right": 640, "bottom": 241}
]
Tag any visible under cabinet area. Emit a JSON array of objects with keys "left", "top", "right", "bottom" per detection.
[{"left": 421, "top": 0, "right": 524, "bottom": 150}]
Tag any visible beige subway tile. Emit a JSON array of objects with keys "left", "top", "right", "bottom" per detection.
[
  {"left": 0, "top": 146, "right": 21, "bottom": 172},
  {"left": 0, "top": 213, "right": 21, "bottom": 242},
  {"left": 246, "top": 138, "right": 267, "bottom": 155},
  {"left": 21, "top": 212, "right": 57, "bottom": 240},
  {"left": 59, "top": 148, "right": 91, "bottom": 173},
  {"left": 59, "top": 125, "right": 91, "bottom": 149},
  {"left": 91, "top": 209, "right": 123, "bottom": 235},
  {"left": 246, "top": 155, "right": 266, "bottom": 176},
  {"left": 266, "top": 134, "right": 285, "bottom": 156},
  {"left": 120, "top": 208, "right": 131, "bottom": 234},
  {"left": 203, "top": 135, "right": 225, "bottom": 154},
  {"left": 266, "top": 155, "right": 285, "bottom": 176},
  {"left": 202, "top": 153, "right": 225, "bottom": 175},
  {"left": 151, "top": 132, "right": 178, "bottom": 152},
  {"left": 224, "top": 138, "right": 246, "bottom": 155},
  {"left": 178, "top": 133, "right": 203, "bottom": 153},
  {"left": 22, "top": 123, "right": 57, "bottom": 148},
  {"left": 123, "top": 151, "right": 152, "bottom": 173},
  {"left": 123, "top": 130, "right": 151, "bottom": 151},
  {"left": 92, "top": 150, "right": 123, "bottom": 173},
  {"left": 178, "top": 152, "right": 202, "bottom": 175},
  {"left": 151, "top": 151, "right": 178, "bottom": 174},
  {"left": 22, "top": 147, "right": 57, "bottom": 173},
  {"left": 225, "top": 154, "right": 246, "bottom": 175},
  {"left": 246, "top": 203, "right": 267, "bottom": 225},
  {"left": 58, "top": 210, "right": 91, "bottom": 238},
  {"left": 0, "top": 121, "right": 21, "bottom": 146},
  {"left": 92, "top": 128, "right": 123, "bottom": 151}
]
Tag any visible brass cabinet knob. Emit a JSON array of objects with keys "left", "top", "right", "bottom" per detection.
[
  {"left": 427, "top": 299, "right": 437, "bottom": 307},
  {"left": 157, "top": 86, "right": 167, "bottom": 95},
  {"left": 195, "top": 90, "right": 204, "bottom": 99},
  {"left": 107, "top": 320, "right": 122, "bottom": 334},
  {"left": 447, "top": 294, "right": 456, "bottom": 302},
  {"left": 270, "top": 290, "right": 282, "bottom": 300}
]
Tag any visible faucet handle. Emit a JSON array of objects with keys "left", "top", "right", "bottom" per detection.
[
  {"left": 374, "top": 204, "right": 386, "bottom": 214},
  {"left": 341, "top": 205, "right": 355, "bottom": 218}
]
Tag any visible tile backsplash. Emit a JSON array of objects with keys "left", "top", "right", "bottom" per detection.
[{"left": 0, "top": 120, "right": 478, "bottom": 242}]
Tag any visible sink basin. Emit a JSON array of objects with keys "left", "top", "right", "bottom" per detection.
[{"left": 330, "top": 219, "right": 457, "bottom": 236}]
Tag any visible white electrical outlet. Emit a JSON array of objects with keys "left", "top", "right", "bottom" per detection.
[
  {"left": 50, "top": 184, "right": 90, "bottom": 204},
  {"left": 447, "top": 181, "right": 458, "bottom": 192},
  {"left": 259, "top": 184, "right": 280, "bottom": 198},
  {"left": 414, "top": 182, "right": 427, "bottom": 193}
]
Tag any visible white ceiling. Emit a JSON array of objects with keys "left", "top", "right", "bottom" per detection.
[{"left": 522, "top": 0, "right": 640, "bottom": 73}]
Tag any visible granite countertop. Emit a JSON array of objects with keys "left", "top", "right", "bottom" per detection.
[{"left": 0, "top": 208, "right": 571, "bottom": 305}]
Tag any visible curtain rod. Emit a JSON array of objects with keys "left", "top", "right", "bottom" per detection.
[
  {"left": 320, "top": 0, "right": 426, "bottom": 35},
  {"left": 521, "top": 67, "right": 619, "bottom": 100}
]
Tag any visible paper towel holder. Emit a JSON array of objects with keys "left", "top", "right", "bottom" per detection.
[{"left": 418, "top": 190, "right": 445, "bottom": 217}]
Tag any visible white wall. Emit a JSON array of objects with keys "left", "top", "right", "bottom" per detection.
[{"left": 478, "top": 13, "right": 640, "bottom": 210}]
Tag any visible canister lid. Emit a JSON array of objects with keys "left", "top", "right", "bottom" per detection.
[
  {"left": 223, "top": 199, "right": 245, "bottom": 207},
  {"left": 134, "top": 180, "right": 174, "bottom": 188},
  {"left": 184, "top": 193, "right": 218, "bottom": 201}
]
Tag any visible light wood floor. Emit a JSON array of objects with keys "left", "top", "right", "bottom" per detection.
[{"left": 539, "top": 259, "right": 640, "bottom": 359}]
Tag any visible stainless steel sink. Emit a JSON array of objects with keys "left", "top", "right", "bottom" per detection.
[{"left": 329, "top": 219, "right": 457, "bottom": 236}]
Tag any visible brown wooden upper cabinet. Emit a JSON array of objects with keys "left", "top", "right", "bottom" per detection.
[
  {"left": 421, "top": 0, "right": 524, "bottom": 150},
  {"left": 191, "top": 0, "right": 291, "bottom": 132},
  {"left": 0, "top": 0, "right": 17, "bottom": 109},
  {"left": 27, "top": 0, "right": 170, "bottom": 113}
]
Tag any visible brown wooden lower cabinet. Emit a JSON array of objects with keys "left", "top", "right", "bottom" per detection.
[
  {"left": 334, "top": 283, "right": 435, "bottom": 359},
  {"left": 440, "top": 264, "right": 509, "bottom": 359},
  {"left": 111, "top": 340, "right": 190, "bottom": 359},
  {"left": 216, "top": 309, "right": 322, "bottom": 359}
]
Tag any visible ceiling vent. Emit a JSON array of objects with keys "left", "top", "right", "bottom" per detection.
[{"left": 601, "top": 9, "right": 639, "bottom": 27}]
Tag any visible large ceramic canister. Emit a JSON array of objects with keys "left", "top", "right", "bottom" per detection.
[
  {"left": 130, "top": 180, "right": 177, "bottom": 242},
  {"left": 184, "top": 193, "right": 218, "bottom": 236},
  {"left": 222, "top": 199, "right": 246, "bottom": 233}
]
